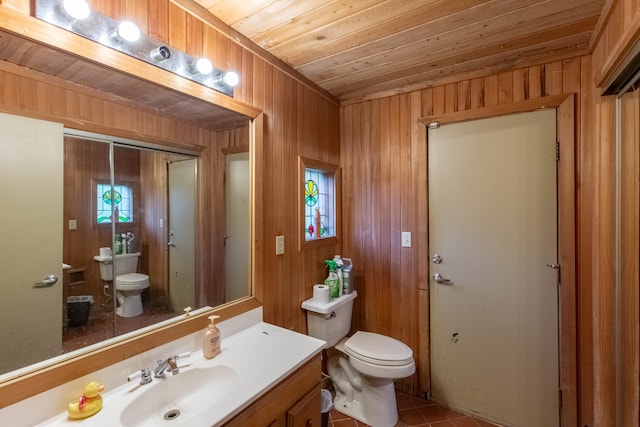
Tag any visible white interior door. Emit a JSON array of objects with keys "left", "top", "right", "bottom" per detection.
[
  {"left": 225, "top": 151, "right": 250, "bottom": 302},
  {"left": 168, "top": 159, "right": 196, "bottom": 312},
  {"left": 428, "top": 110, "right": 559, "bottom": 426},
  {"left": 0, "top": 112, "right": 63, "bottom": 374}
]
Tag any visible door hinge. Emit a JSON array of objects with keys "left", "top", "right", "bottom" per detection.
[{"left": 556, "top": 141, "right": 560, "bottom": 161}]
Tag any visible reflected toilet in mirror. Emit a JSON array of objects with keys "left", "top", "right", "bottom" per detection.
[{"left": 94, "top": 252, "right": 149, "bottom": 317}]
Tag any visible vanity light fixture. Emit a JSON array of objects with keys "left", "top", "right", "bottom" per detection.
[
  {"left": 35, "top": 0, "right": 239, "bottom": 97},
  {"left": 62, "top": 0, "right": 90, "bottom": 20},
  {"left": 113, "top": 21, "right": 141, "bottom": 43}
]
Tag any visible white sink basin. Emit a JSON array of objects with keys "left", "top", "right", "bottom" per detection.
[{"left": 120, "top": 365, "right": 238, "bottom": 426}]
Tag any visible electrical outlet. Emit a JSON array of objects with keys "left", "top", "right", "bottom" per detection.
[
  {"left": 276, "top": 235, "right": 285, "bottom": 255},
  {"left": 401, "top": 231, "right": 412, "bottom": 248}
]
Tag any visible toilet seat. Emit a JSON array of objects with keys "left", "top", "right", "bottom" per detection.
[
  {"left": 116, "top": 273, "right": 149, "bottom": 286},
  {"left": 344, "top": 331, "right": 414, "bottom": 366}
]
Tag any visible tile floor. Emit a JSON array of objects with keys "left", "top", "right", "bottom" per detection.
[{"left": 327, "top": 392, "right": 502, "bottom": 427}]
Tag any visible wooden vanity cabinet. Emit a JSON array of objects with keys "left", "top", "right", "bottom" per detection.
[{"left": 224, "top": 354, "right": 322, "bottom": 427}]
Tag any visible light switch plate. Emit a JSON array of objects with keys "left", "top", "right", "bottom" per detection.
[
  {"left": 68, "top": 219, "right": 77, "bottom": 230},
  {"left": 276, "top": 235, "right": 285, "bottom": 255},
  {"left": 401, "top": 231, "right": 412, "bottom": 247}
]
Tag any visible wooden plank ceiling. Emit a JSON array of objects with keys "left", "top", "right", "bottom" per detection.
[{"left": 192, "top": 0, "right": 605, "bottom": 101}]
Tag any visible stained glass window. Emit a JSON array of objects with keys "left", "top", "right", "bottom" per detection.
[
  {"left": 96, "top": 183, "right": 133, "bottom": 223},
  {"left": 304, "top": 168, "right": 335, "bottom": 240}
]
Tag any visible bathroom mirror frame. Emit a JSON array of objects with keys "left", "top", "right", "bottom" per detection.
[{"left": 0, "top": 9, "right": 265, "bottom": 408}]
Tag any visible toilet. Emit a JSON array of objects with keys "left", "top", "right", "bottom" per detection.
[
  {"left": 302, "top": 291, "right": 415, "bottom": 427},
  {"left": 94, "top": 252, "right": 149, "bottom": 317}
]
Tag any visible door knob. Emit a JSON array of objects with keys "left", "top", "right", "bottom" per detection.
[
  {"left": 33, "top": 274, "right": 58, "bottom": 288},
  {"left": 432, "top": 273, "right": 453, "bottom": 285}
]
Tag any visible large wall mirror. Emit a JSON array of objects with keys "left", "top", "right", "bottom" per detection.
[{"left": 0, "top": 113, "right": 254, "bottom": 378}]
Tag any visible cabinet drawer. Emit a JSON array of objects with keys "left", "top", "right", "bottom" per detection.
[{"left": 287, "top": 384, "right": 321, "bottom": 427}]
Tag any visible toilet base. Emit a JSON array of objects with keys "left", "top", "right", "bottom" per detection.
[
  {"left": 332, "top": 378, "right": 398, "bottom": 427},
  {"left": 116, "top": 292, "right": 143, "bottom": 317}
]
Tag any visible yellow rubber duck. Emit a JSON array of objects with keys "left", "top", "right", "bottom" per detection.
[{"left": 67, "top": 381, "right": 104, "bottom": 419}]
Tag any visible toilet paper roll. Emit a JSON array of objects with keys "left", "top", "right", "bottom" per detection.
[
  {"left": 313, "top": 284, "right": 330, "bottom": 304},
  {"left": 100, "top": 247, "right": 112, "bottom": 257}
]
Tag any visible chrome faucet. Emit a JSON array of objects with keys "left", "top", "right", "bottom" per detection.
[
  {"left": 153, "top": 352, "right": 191, "bottom": 378},
  {"left": 127, "top": 367, "right": 153, "bottom": 385}
]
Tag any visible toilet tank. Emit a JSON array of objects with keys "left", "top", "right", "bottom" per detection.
[
  {"left": 93, "top": 252, "right": 140, "bottom": 281},
  {"left": 301, "top": 291, "right": 357, "bottom": 348}
]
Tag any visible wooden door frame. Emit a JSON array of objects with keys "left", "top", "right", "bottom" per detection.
[{"left": 417, "top": 94, "right": 577, "bottom": 426}]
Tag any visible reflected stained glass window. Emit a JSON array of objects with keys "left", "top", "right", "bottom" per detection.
[
  {"left": 97, "top": 183, "right": 133, "bottom": 223},
  {"left": 304, "top": 168, "right": 335, "bottom": 240}
]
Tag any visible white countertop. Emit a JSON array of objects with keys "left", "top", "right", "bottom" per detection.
[{"left": 1, "top": 308, "right": 325, "bottom": 427}]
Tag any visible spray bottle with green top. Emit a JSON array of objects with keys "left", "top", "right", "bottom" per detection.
[{"left": 324, "top": 259, "right": 341, "bottom": 298}]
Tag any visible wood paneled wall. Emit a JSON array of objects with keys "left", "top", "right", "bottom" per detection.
[
  {"left": 341, "top": 57, "right": 597, "bottom": 422},
  {"left": 619, "top": 90, "right": 640, "bottom": 427},
  {"left": 590, "top": 1, "right": 640, "bottom": 425}
]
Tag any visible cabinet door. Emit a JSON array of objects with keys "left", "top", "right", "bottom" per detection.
[{"left": 287, "top": 385, "right": 321, "bottom": 427}]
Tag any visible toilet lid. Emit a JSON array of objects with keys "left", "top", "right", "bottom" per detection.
[
  {"left": 344, "top": 331, "right": 414, "bottom": 366},
  {"left": 116, "top": 273, "right": 149, "bottom": 285}
]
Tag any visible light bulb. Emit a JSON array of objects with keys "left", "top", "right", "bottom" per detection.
[
  {"left": 116, "top": 21, "right": 140, "bottom": 42},
  {"left": 62, "top": 0, "right": 90, "bottom": 20},
  {"left": 223, "top": 71, "right": 240, "bottom": 87},
  {"left": 193, "top": 58, "right": 213, "bottom": 75}
]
